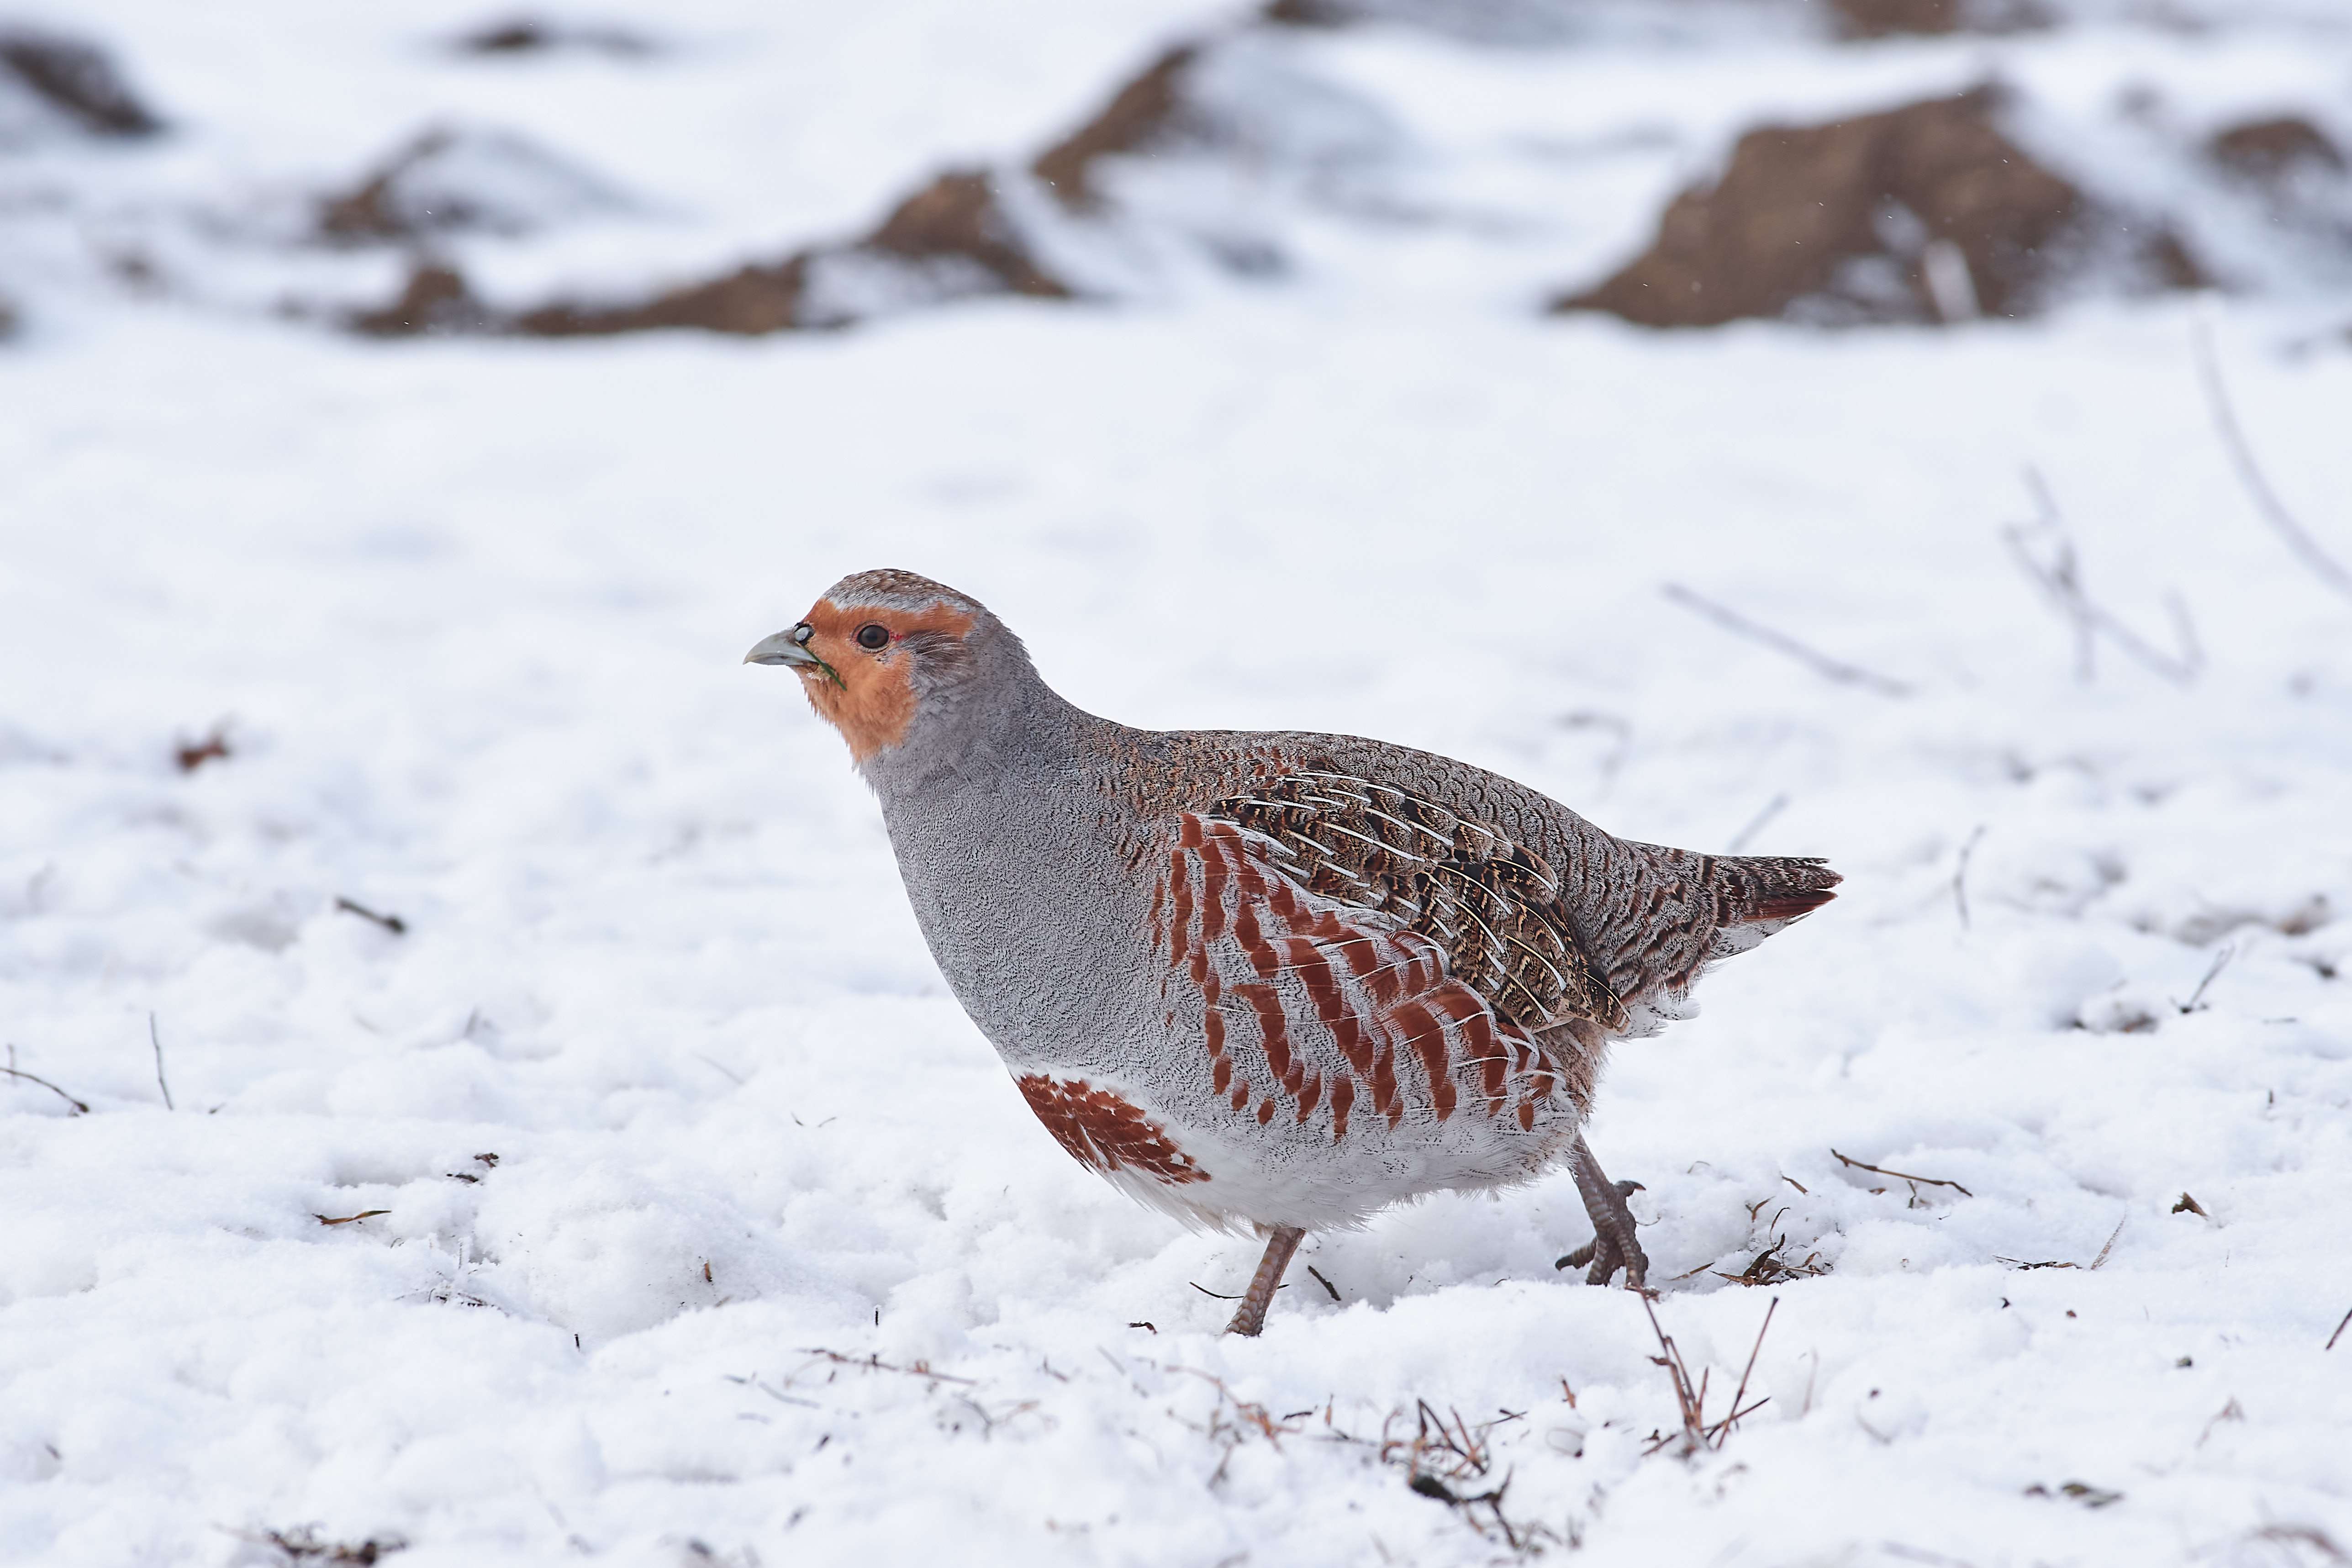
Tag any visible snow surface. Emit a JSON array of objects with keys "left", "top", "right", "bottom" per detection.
[{"left": 5, "top": 4, "right": 2352, "bottom": 1567}]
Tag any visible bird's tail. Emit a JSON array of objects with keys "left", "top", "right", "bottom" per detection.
[{"left": 1718, "top": 854, "right": 1841, "bottom": 928}]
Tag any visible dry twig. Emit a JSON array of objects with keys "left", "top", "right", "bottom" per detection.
[
  {"left": 148, "top": 1012, "right": 174, "bottom": 1111},
  {"left": 2175, "top": 945, "right": 2236, "bottom": 1014},
  {"left": 1727, "top": 793, "right": 1789, "bottom": 855},
  {"left": 2002, "top": 470, "right": 2203, "bottom": 685},
  {"left": 2194, "top": 320, "right": 2352, "bottom": 604},
  {"left": 793, "top": 1347, "right": 976, "bottom": 1386},
  {"left": 335, "top": 898, "right": 408, "bottom": 935},
  {"left": 2, "top": 1057, "right": 90, "bottom": 1114},
  {"left": 226, "top": 1526, "right": 405, "bottom": 1564},
  {"left": 1832, "top": 1149, "right": 1973, "bottom": 1199},
  {"left": 1638, "top": 1296, "right": 1776, "bottom": 1457},
  {"left": 1951, "top": 825, "right": 1987, "bottom": 931},
  {"left": 1661, "top": 583, "right": 1914, "bottom": 697},
  {"left": 2325, "top": 1307, "right": 2350, "bottom": 1352}
]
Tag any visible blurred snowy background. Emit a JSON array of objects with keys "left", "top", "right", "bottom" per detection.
[{"left": 3, "top": 2, "right": 2350, "bottom": 1564}]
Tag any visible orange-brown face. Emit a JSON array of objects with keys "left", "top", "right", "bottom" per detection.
[{"left": 759, "top": 597, "right": 978, "bottom": 762}]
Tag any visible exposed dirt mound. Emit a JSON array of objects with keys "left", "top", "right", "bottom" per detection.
[
  {"left": 319, "top": 127, "right": 624, "bottom": 243},
  {"left": 2206, "top": 116, "right": 2345, "bottom": 183},
  {"left": 516, "top": 259, "right": 807, "bottom": 337},
  {"left": 0, "top": 25, "right": 162, "bottom": 137},
  {"left": 1828, "top": 0, "right": 2046, "bottom": 38},
  {"left": 863, "top": 169, "right": 1069, "bottom": 296},
  {"left": 1031, "top": 46, "right": 1200, "bottom": 210},
  {"left": 348, "top": 263, "right": 500, "bottom": 337},
  {"left": 1555, "top": 89, "right": 2199, "bottom": 327},
  {"left": 357, "top": 168, "right": 1068, "bottom": 338}
]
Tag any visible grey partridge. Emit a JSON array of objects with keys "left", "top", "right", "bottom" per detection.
[{"left": 748, "top": 570, "right": 1838, "bottom": 1335}]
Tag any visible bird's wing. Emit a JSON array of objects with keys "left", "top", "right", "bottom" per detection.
[
  {"left": 1215, "top": 769, "right": 1630, "bottom": 1040},
  {"left": 1151, "top": 770, "right": 1620, "bottom": 1140}
]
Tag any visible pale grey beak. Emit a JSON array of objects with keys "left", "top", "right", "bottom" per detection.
[
  {"left": 744, "top": 628, "right": 817, "bottom": 668},
  {"left": 744, "top": 624, "right": 845, "bottom": 688}
]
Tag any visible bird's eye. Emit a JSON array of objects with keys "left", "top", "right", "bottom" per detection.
[
  {"left": 855, "top": 623, "right": 891, "bottom": 651},
  {"left": 791, "top": 623, "right": 813, "bottom": 644}
]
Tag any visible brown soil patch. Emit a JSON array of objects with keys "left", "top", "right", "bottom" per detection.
[
  {"left": 516, "top": 170, "right": 1060, "bottom": 338},
  {"left": 516, "top": 259, "right": 807, "bottom": 337},
  {"left": 1555, "top": 89, "right": 2198, "bottom": 327},
  {"left": 1828, "top": 0, "right": 2046, "bottom": 38},
  {"left": 0, "top": 26, "right": 162, "bottom": 136},
  {"left": 865, "top": 169, "right": 1069, "bottom": 296},
  {"left": 2207, "top": 116, "right": 2346, "bottom": 182},
  {"left": 348, "top": 263, "right": 499, "bottom": 337},
  {"left": 1031, "top": 46, "right": 1200, "bottom": 210}
]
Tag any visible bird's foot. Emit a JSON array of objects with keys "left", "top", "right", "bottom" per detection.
[{"left": 1561, "top": 1135, "right": 1650, "bottom": 1291}]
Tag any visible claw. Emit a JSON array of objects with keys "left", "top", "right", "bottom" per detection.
[{"left": 1566, "top": 1137, "right": 1650, "bottom": 1290}]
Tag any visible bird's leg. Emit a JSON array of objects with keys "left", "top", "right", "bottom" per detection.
[
  {"left": 1224, "top": 1225, "right": 1306, "bottom": 1337},
  {"left": 1558, "top": 1135, "right": 1649, "bottom": 1290}
]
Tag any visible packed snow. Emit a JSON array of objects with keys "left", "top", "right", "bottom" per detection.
[{"left": 4, "top": 3, "right": 2351, "bottom": 1566}]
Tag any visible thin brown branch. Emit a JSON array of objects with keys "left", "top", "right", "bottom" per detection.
[
  {"left": 1727, "top": 793, "right": 1789, "bottom": 855},
  {"left": 2194, "top": 320, "right": 2352, "bottom": 603},
  {"left": 794, "top": 1347, "right": 977, "bottom": 1385},
  {"left": 2, "top": 1060, "right": 90, "bottom": 1114},
  {"left": 1832, "top": 1149, "right": 1973, "bottom": 1197},
  {"left": 2003, "top": 470, "right": 2203, "bottom": 685},
  {"left": 1712, "top": 1297, "right": 1778, "bottom": 1449},
  {"left": 148, "top": 1012, "right": 174, "bottom": 1111},
  {"left": 334, "top": 897, "right": 408, "bottom": 935},
  {"left": 1305, "top": 1264, "right": 1342, "bottom": 1303},
  {"left": 1952, "top": 824, "right": 1987, "bottom": 931},
  {"left": 2089, "top": 1217, "right": 2125, "bottom": 1270},
  {"left": 1660, "top": 583, "right": 1914, "bottom": 698},
  {"left": 2326, "top": 1307, "right": 2351, "bottom": 1352}
]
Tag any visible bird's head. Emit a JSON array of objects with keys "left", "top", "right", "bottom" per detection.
[{"left": 744, "top": 569, "right": 1019, "bottom": 766}]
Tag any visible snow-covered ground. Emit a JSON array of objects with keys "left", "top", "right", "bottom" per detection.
[{"left": 5, "top": 5, "right": 2351, "bottom": 1566}]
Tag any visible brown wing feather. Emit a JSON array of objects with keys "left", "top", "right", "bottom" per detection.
[{"left": 1214, "top": 770, "right": 1629, "bottom": 1041}]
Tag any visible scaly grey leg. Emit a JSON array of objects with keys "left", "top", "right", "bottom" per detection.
[
  {"left": 1225, "top": 1225, "right": 1306, "bottom": 1336},
  {"left": 1557, "top": 1135, "right": 1648, "bottom": 1289}
]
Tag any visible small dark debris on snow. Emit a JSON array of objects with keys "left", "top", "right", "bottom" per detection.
[
  {"left": 1718, "top": 1238, "right": 1831, "bottom": 1287},
  {"left": 451, "top": 15, "right": 655, "bottom": 57},
  {"left": 2206, "top": 117, "right": 2346, "bottom": 184},
  {"left": 315, "top": 1209, "right": 391, "bottom": 1226},
  {"left": 0, "top": 26, "right": 163, "bottom": 137},
  {"left": 1827, "top": 0, "right": 2047, "bottom": 40},
  {"left": 2026, "top": 1480, "right": 2124, "bottom": 1509},
  {"left": 175, "top": 725, "right": 231, "bottom": 773},
  {"left": 2172, "top": 1192, "right": 2210, "bottom": 1218},
  {"left": 1030, "top": 45, "right": 1201, "bottom": 210},
  {"left": 236, "top": 1525, "right": 406, "bottom": 1565},
  {"left": 475, "top": 1152, "right": 499, "bottom": 1167},
  {"left": 1306, "top": 1264, "right": 1342, "bottom": 1302},
  {"left": 1555, "top": 88, "right": 2201, "bottom": 328},
  {"left": 333, "top": 897, "right": 407, "bottom": 935}
]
